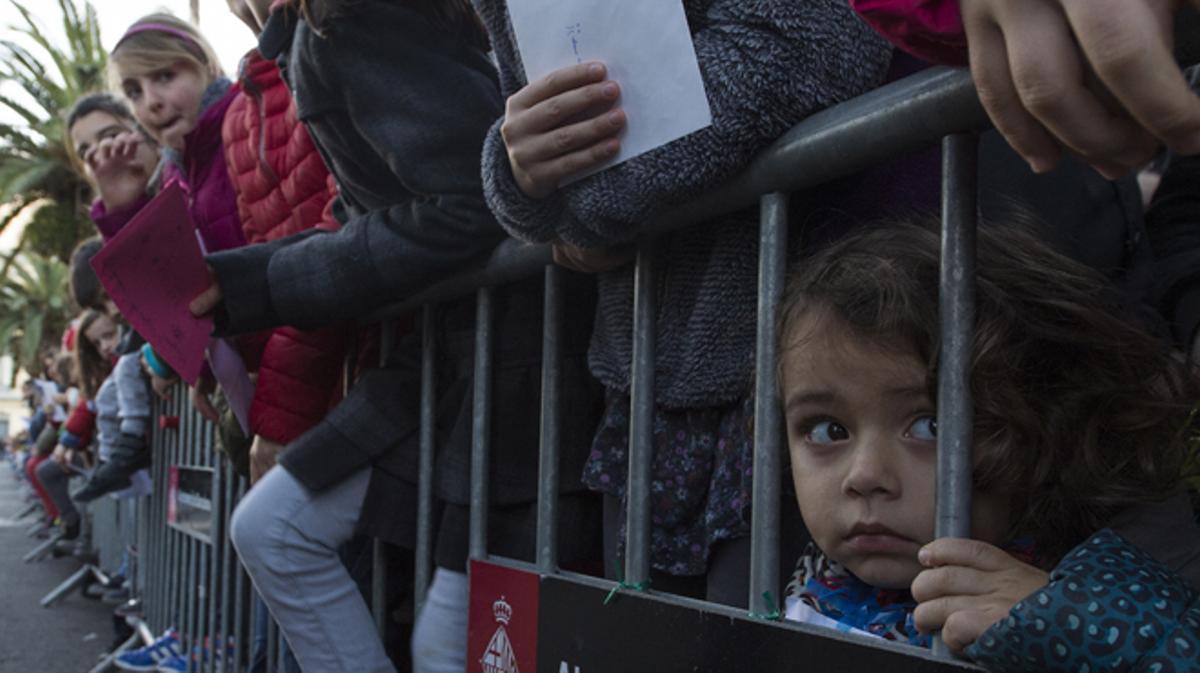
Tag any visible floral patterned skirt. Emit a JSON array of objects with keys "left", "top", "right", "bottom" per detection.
[{"left": 582, "top": 392, "right": 754, "bottom": 576}]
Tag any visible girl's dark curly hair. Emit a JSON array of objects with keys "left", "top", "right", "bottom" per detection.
[{"left": 779, "top": 218, "right": 1197, "bottom": 562}]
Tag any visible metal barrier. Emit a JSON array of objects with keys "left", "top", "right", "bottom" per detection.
[
  {"left": 128, "top": 46, "right": 1197, "bottom": 671},
  {"left": 376, "top": 65, "right": 991, "bottom": 671},
  {"left": 139, "top": 386, "right": 255, "bottom": 672},
  {"left": 127, "top": 65, "right": 994, "bottom": 673}
]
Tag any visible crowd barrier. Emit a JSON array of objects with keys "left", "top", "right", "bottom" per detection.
[
  {"left": 126, "top": 32, "right": 1199, "bottom": 671},
  {"left": 123, "top": 63, "right": 990, "bottom": 673}
]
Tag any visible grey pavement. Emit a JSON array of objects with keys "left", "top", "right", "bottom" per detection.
[{"left": 0, "top": 458, "right": 115, "bottom": 673}]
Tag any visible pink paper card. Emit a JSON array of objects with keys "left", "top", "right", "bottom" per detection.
[{"left": 91, "top": 183, "right": 213, "bottom": 384}]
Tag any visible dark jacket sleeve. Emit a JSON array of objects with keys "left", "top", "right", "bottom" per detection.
[
  {"left": 480, "top": 0, "right": 893, "bottom": 247},
  {"left": 1145, "top": 154, "right": 1200, "bottom": 349},
  {"left": 966, "top": 528, "right": 1200, "bottom": 672},
  {"left": 207, "top": 20, "right": 506, "bottom": 335}
]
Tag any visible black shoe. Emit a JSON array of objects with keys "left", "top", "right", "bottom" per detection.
[{"left": 61, "top": 518, "right": 80, "bottom": 540}]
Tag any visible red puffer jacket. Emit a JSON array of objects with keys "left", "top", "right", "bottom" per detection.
[{"left": 223, "top": 49, "right": 348, "bottom": 445}]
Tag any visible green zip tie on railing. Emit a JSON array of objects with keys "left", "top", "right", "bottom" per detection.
[
  {"left": 603, "top": 562, "right": 651, "bottom": 605},
  {"left": 748, "top": 591, "right": 782, "bottom": 621}
]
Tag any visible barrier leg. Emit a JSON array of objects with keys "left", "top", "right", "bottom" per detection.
[
  {"left": 23, "top": 530, "right": 65, "bottom": 563},
  {"left": 40, "top": 564, "right": 95, "bottom": 607}
]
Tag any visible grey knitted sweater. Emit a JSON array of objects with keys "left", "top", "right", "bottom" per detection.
[
  {"left": 478, "top": 0, "right": 892, "bottom": 408},
  {"left": 94, "top": 353, "right": 151, "bottom": 461}
]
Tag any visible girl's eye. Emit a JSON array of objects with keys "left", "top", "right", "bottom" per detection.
[
  {"left": 154, "top": 69, "right": 175, "bottom": 83},
  {"left": 907, "top": 416, "right": 937, "bottom": 441},
  {"left": 806, "top": 420, "right": 849, "bottom": 445},
  {"left": 123, "top": 84, "right": 142, "bottom": 100}
]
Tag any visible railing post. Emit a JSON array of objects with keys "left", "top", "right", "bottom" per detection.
[
  {"left": 625, "top": 240, "right": 658, "bottom": 587},
  {"left": 932, "top": 132, "right": 979, "bottom": 657},
  {"left": 372, "top": 319, "right": 396, "bottom": 635},
  {"left": 469, "top": 287, "right": 495, "bottom": 560},
  {"left": 537, "top": 265, "right": 564, "bottom": 572},
  {"left": 415, "top": 305, "right": 437, "bottom": 614},
  {"left": 749, "top": 193, "right": 788, "bottom": 615}
]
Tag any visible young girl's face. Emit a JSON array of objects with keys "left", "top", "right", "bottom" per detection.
[
  {"left": 84, "top": 314, "right": 121, "bottom": 361},
  {"left": 120, "top": 60, "right": 207, "bottom": 152},
  {"left": 781, "top": 310, "right": 1011, "bottom": 590},
  {"left": 68, "top": 110, "right": 159, "bottom": 182}
]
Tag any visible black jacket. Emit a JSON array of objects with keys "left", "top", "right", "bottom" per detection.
[{"left": 208, "top": 3, "right": 601, "bottom": 550}]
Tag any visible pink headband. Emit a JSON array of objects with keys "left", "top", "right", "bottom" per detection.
[{"left": 113, "top": 22, "right": 204, "bottom": 57}]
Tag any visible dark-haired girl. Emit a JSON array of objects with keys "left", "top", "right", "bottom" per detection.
[
  {"left": 779, "top": 219, "right": 1200, "bottom": 670},
  {"left": 64, "top": 92, "right": 161, "bottom": 231},
  {"left": 190, "top": 1, "right": 600, "bottom": 670}
]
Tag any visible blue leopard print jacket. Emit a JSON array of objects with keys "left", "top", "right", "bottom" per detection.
[{"left": 967, "top": 528, "right": 1200, "bottom": 672}]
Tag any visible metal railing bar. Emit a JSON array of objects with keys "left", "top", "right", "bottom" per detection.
[
  {"left": 205, "top": 465, "right": 222, "bottom": 673},
  {"left": 373, "top": 318, "right": 395, "bottom": 635},
  {"left": 625, "top": 240, "right": 658, "bottom": 586},
  {"left": 414, "top": 305, "right": 437, "bottom": 615},
  {"left": 931, "top": 133, "right": 979, "bottom": 657},
  {"left": 232, "top": 483, "right": 248, "bottom": 673},
  {"left": 749, "top": 192, "right": 788, "bottom": 615},
  {"left": 536, "top": 264, "right": 564, "bottom": 572},
  {"left": 217, "top": 461, "right": 234, "bottom": 672},
  {"left": 372, "top": 540, "right": 388, "bottom": 634},
  {"left": 266, "top": 617, "right": 277, "bottom": 673},
  {"left": 380, "top": 68, "right": 986, "bottom": 317},
  {"left": 469, "top": 287, "right": 495, "bottom": 560}
]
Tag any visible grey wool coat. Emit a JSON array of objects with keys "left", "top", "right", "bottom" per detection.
[{"left": 477, "top": 0, "right": 894, "bottom": 409}]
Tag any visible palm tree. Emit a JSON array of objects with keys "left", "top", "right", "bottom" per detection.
[
  {"left": 0, "top": 0, "right": 106, "bottom": 263},
  {"left": 0, "top": 251, "right": 70, "bottom": 379}
]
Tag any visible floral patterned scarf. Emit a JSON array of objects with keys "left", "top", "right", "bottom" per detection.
[
  {"left": 784, "top": 540, "right": 1038, "bottom": 648},
  {"left": 784, "top": 542, "right": 929, "bottom": 647}
]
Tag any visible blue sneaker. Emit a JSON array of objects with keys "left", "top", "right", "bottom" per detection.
[
  {"left": 155, "top": 654, "right": 187, "bottom": 672},
  {"left": 114, "top": 629, "right": 182, "bottom": 671}
]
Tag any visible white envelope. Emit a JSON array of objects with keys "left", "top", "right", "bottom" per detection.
[{"left": 507, "top": 0, "right": 713, "bottom": 181}]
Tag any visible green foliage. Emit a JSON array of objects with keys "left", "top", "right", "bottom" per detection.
[
  {"left": 0, "top": 251, "right": 70, "bottom": 377},
  {"left": 0, "top": 0, "right": 106, "bottom": 253},
  {"left": 23, "top": 199, "right": 89, "bottom": 262},
  {"left": 0, "top": 0, "right": 108, "bottom": 377}
]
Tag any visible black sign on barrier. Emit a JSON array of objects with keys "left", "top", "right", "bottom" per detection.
[
  {"left": 167, "top": 465, "right": 216, "bottom": 544},
  {"left": 536, "top": 575, "right": 979, "bottom": 673}
]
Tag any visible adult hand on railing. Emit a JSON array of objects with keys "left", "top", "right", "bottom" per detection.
[
  {"left": 910, "top": 537, "right": 1049, "bottom": 652},
  {"left": 501, "top": 62, "right": 626, "bottom": 198},
  {"left": 249, "top": 435, "right": 284, "bottom": 485},
  {"left": 84, "top": 130, "right": 153, "bottom": 211},
  {"left": 551, "top": 241, "right": 636, "bottom": 273},
  {"left": 960, "top": 0, "right": 1200, "bottom": 179}
]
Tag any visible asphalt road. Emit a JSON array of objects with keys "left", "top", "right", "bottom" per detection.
[{"left": 0, "top": 460, "right": 115, "bottom": 672}]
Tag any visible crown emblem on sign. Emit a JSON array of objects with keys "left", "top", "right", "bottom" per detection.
[{"left": 493, "top": 597, "right": 513, "bottom": 625}]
